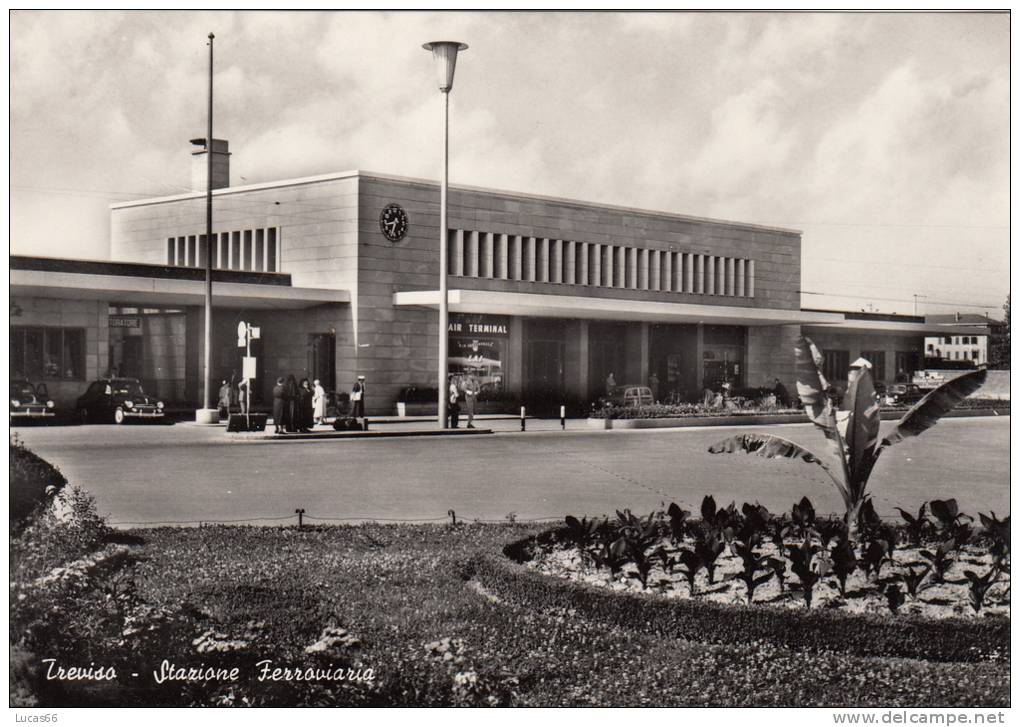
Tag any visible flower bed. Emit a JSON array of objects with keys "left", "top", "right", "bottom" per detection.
[
  {"left": 527, "top": 531, "right": 1008, "bottom": 620},
  {"left": 495, "top": 497, "right": 1010, "bottom": 663}
]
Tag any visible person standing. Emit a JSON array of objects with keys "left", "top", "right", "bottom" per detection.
[
  {"left": 447, "top": 374, "right": 461, "bottom": 429},
  {"left": 238, "top": 379, "right": 248, "bottom": 414},
  {"left": 272, "top": 377, "right": 286, "bottom": 434},
  {"left": 351, "top": 375, "right": 366, "bottom": 419},
  {"left": 217, "top": 379, "right": 232, "bottom": 420},
  {"left": 773, "top": 378, "right": 791, "bottom": 408},
  {"left": 285, "top": 374, "right": 298, "bottom": 432},
  {"left": 605, "top": 372, "right": 617, "bottom": 395},
  {"left": 312, "top": 379, "right": 326, "bottom": 425},
  {"left": 296, "top": 378, "right": 314, "bottom": 432},
  {"left": 462, "top": 373, "right": 479, "bottom": 429}
]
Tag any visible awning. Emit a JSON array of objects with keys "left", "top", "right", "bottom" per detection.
[
  {"left": 393, "top": 289, "right": 844, "bottom": 326},
  {"left": 11, "top": 269, "right": 349, "bottom": 310}
]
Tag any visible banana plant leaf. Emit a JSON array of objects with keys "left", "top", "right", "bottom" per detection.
[
  {"left": 881, "top": 368, "right": 988, "bottom": 449},
  {"left": 794, "top": 336, "right": 832, "bottom": 426},
  {"left": 796, "top": 336, "right": 852, "bottom": 485},
  {"left": 843, "top": 362, "right": 881, "bottom": 493},
  {"left": 708, "top": 433, "right": 851, "bottom": 511}
]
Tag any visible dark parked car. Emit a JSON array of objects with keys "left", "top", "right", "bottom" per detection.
[
  {"left": 75, "top": 378, "right": 165, "bottom": 424},
  {"left": 883, "top": 383, "right": 925, "bottom": 406},
  {"left": 10, "top": 380, "right": 56, "bottom": 422}
]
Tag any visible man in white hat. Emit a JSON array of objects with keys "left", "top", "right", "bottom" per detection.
[
  {"left": 351, "top": 375, "right": 366, "bottom": 419},
  {"left": 312, "top": 378, "right": 326, "bottom": 425}
]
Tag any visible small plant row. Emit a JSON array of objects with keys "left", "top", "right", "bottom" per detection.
[{"left": 563, "top": 496, "right": 1009, "bottom": 614}]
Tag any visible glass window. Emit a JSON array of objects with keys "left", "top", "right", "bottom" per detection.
[
  {"left": 63, "top": 330, "right": 84, "bottom": 379},
  {"left": 822, "top": 350, "right": 850, "bottom": 385},
  {"left": 10, "top": 328, "right": 85, "bottom": 381},
  {"left": 243, "top": 230, "right": 253, "bottom": 270},
  {"left": 44, "top": 331, "right": 62, "bottom": 378},
  {"left": 24, "top": 329, "right": 44, "bottom": 379},
  {"left": 10, "top": 329, "right": 26, "bottom": 378},
  {"left": 267, "top": 228, "right": 277, "bottom": 271},
  {"left": 860, "top": 350, "right": 887, "bottom": 382}
]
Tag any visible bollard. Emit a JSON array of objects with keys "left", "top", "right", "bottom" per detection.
[
  {"left": 363, "top": 417, "right": 369, "bottom": 431},
  {"left": 520, "top": 406, "right": 526, "bottom": 431},
  {"left": 295, "top": 508, "right": 305, "bottom": 528},
  {"left": 560, "top": 405, "right": 566, "bottom": 430},
  {"left": 448, "top": 509, "right": 457, "bottom": 526}
]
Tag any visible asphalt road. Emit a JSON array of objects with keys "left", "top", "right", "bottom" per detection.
[{"left": 12, "top": 417, "right": 1010, "bottom": 527}]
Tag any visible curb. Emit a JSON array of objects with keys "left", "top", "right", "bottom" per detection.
[
  {"left": 231, "top": 428, "right": 494, "bottom": 441},
  {"left": 588, "top": 408, "right": 1008, "bottom": 430}
]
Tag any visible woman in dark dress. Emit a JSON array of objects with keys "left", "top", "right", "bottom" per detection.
[
  {"left": 297, "top": 378, "right": 314, "bottom": 432},
  {"left": 272, "top": 377, "right": 286, "bottom": 434},
  {"left": 285, "top": 375, "right": 299, "bottom": 432}
]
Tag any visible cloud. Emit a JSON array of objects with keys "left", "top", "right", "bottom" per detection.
[{"left": 9, "top": 11, "right": 1009, "bottom": 313}]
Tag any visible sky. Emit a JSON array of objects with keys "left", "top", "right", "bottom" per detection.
[{"left": 9, "top": 10, "right": 1010, "bottom": 318}]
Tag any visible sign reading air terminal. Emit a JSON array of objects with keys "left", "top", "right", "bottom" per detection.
[
  {"left": 448, "top": 314, "right": 509, "bottom": 395},
  {"left": 448, "top": 314, "right": 510, "bottom": 337}
]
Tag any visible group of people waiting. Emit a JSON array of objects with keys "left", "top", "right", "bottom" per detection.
[
  {"left": 271, "top": 376, "right": 329, "bottom": 434},
  {"left": 446, "top": 373, "right": 480, "bottom": 429},
  {"left": 217, "top": 378, "right": 249, "bottom": 417}
]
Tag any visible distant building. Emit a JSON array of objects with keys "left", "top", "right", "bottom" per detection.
[{"left": 923, "top": 314, "right": 996, "bottom": 366}]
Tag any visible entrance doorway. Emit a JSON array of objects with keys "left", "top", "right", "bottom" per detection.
[
  {"left": 588, "top": 321, "right": 627, "bottom": 401},
  {"left": 526, "top": 339, "right": 564, "bottom": 411},
  {"left": 120, "top": 337, "right": 143, "bottom": 379},
  {"left": 307, "top": 333, "right": 336, "bottom": 391},
  {"left": 650, "top": 324, "right": 697, "bottom": 403}
]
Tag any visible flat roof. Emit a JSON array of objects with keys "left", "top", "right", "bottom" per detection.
[
  {"left": 11, "top": 255, "right": 292, "bottom": 286},
  {"left": 109, "top": 169, "right": 802, "bottom": 236},
  {"left": 11, "top": 262, "right": 349, "bottom": 310},
  {"left": 394, "top": 289, "right": 841, "bottom": 326}
]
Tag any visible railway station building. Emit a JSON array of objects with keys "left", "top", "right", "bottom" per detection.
[{"left": 11, "top": 147, "right": 978, "bottom": 415}]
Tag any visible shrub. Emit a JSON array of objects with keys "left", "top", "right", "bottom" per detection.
[{"left": 10, "top": 435, "right": 67, "bottom": 532}]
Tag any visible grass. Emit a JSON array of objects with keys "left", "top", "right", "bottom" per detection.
[{"left": 11, "top": 522, "right": 1010, "bottom": 707}]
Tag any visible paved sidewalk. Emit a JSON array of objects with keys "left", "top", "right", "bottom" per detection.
[{"left": 184, "top": 413, "right": 577, "bottom": 438}]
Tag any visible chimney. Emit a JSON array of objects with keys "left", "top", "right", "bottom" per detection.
[{"left": 190, "top": 138, "right": 230, "bottom": 191}]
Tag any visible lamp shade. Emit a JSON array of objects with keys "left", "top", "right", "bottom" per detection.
[{"left": 422, "top": 40, "right": 468, "bottom": 92}]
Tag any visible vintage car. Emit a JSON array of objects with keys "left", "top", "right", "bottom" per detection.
[
  {"left": 882, "top": 382, "right": 926, "bottom": 406},
  {"left": 608, "top": 385, "right": 655, "bottom": 407},
  {"left": 10, "top": 380, "right": 56, "bottom": 421},
  {"left": 75, "top": 378, "right": 165, "bottom": 424}
]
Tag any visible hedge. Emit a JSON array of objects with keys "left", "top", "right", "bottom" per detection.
[
  {"left": 464, "top": 530, "right": 1010, "bottom": 665},
  {"left": 10, "top": 437, "right": 67, "bottom": 532}
]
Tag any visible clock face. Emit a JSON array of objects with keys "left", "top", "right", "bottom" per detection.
[{"left": 379, "top": 203, "right": 409, "bottom": 242}]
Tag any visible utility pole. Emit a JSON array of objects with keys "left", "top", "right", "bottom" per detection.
[
  {"left": 197, "top": 32, "right": 216, "bottom": 423},
  {"left": 913, "top": 293, "right": 927, "bottom": 317}
]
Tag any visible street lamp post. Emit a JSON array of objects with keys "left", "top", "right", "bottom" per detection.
[
  {"left": 423, "top": 40, "right": 467, "bottom": 429},
  {"left": 196, "top": 32, "right": 218, "bottom": 424}
]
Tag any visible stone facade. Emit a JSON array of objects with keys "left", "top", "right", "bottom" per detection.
[{"left": 77, "top": 171, "right": 934, "bottom": 415}]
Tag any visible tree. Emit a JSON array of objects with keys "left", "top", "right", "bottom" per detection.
[
  {"left": 708, "top": 337, "right": 987, "bottom": 534},
  {"left": 988, "top": 294, "right": 1010, "bottom": 369}
]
